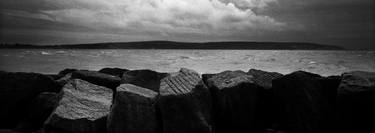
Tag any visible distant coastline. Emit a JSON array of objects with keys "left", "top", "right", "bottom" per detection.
[{"left": 0, "top": 41, "right": 344, "bottom": 50}]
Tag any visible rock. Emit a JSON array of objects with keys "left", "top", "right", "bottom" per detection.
[
  {"left": 71, "top": 70, "right": 121, "bottom": 89},
  {"left": 58, "top": 69, "right": 78, "bottom": 76},
  {"left": 247, "top": 69, "right": 284, "bottom": 89},
  {"left": 44, "top": 79, "right": 113, "bottom": 133},
  {"left": 201, "top": 74, "right": 215, "bottom": 86},
  {"left": 272, "top": 71, "right": 336, "bottom": 133},
  {"left": 206, "top": 70, "right": 262, "bottom": 133},
  {"left": 107, "top": 84, "right": 159, "bottom": 133},
  {"left": 122, "top": 69, "right": 169, "bottom": 92},
  {"left": 336, "top": 71, "right": 375, "bottom": 133},
  {"left": 99, "top": 68, "right": 129, "bottom": 77},
  {"left": 0, "top": 129, "right": 21, "bottom": 133},
  {"left": 15, "top": 92, "right": 59, "bottom": 133},
  {"left": 158, "top": 68, "right": 212, "bottom": 133},
  {"left": 0, "top": 71, "right": 60, "bottom": 128}
]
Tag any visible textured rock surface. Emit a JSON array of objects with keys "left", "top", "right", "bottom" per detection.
[
  {"left": 71, "top": 70, "right": 121, "bottom": 89},
  {"left": 0, "top": 71, "right": 60, "bottom": 128},
  {"left": 15, "top": 92, "right": 59, "bottom": 132},
  {"left": 45, "top": 79, "right": 113, "bottom": 133},
  {"left": 336, "top": 71, "right": 375, "bottom": 133},
  {"left": 158, "top": 68, "right": 212, "bottom": 133},
  {"left": 99, "top": 68, "right": 129, "bottom": 77},
  {"left": 108, "top": 84, "right": 159, "bottom": 133},
  {"left": 272, "top": 71, "right": 336, "bottom": 133},
  {"left": 247, "top": 69, "right": 284, "bottom": 89},
  {"left": 206, "top": 70, "right": 262, "bottom": 133},
  {"left": 122, "top": 69, "right": 169, "bottom": 92}
]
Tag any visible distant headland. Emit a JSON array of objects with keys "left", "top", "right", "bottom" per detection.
[{"left": 0, "top": 41, "right": 344, "bottom": 50}]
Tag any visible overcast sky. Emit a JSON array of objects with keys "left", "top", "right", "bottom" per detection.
[{"left": 0, "top": 0, "right": 374, "bottom": 49}]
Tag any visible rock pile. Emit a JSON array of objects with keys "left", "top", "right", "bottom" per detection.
[{"left": 0, "top": 68, "right": 374, "bottom": 133}]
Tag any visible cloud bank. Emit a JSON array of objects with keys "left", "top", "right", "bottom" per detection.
[{"left": 1, "top": 0, "right": 284, "bottom": 37}]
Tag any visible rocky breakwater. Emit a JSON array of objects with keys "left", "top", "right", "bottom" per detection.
[{"left": 0, "top": 67, "right": 374, "bottom": 133}]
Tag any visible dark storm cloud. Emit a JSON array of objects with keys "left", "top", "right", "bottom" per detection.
[{"left": 0, "top": 0, "right": 374, "bottom": 49}]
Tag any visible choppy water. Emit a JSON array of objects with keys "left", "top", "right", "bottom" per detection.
[{"left": 0, "top": 49, "right": 374, "bottom": 76}]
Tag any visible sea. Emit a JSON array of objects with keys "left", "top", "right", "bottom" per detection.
[{"left": 0, "top": 49, "right": 374, "bottom": 76}]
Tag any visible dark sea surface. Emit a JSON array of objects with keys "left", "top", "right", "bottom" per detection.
[{"left": 0, "top": 49, "right": 374, "bottom": 76}]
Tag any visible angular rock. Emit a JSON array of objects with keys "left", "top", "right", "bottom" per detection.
[
  {"left": 247, "top": 69, "right": 284, "bottom": 89},
  {"left": 272, "top": 71, "right": 336, "bottom": 133},
  {"left": 158, "top": 68, "right": 212, "bottom": 133},
  {"left": 206, "top": 70, "right": 262, "bottom": 133},
  {"left": 99, "top": 68, "right": 129, "bottom": 77},
  {"left": 108, "top": 84, "right": 158, "bottom": 133},
  {"left": 44, "top": 79, "right": 113, "bottom": 133},
  {"left": 122, "top": 69, "right": 169, "bottom": 92},
  {"left": 0, "top": 71, "right": 60, "bottom": 128},
  {"left": 71, "top": 70, "right": 121, "bottom": 89},
  {"left": 336, "top": 71, "right": 375, "bottom": 133},
  {"left": 15, "top": 92, "right": 59, "bottom": 133}
]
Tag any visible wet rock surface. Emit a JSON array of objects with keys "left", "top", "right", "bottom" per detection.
[{"left": 44, "top": 79, "right": 112, "bottom": 133}]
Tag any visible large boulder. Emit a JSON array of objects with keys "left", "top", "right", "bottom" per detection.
[
  {"left": 247, "top": 69, "right": 284, "bottom": 89},
  {"left": 272, "top": 71, "right": 337, "bottom": 133},
  {"left": 44, "top": 79, "right": 113, "bottom": 133},
  {"left": 15, "top": 92, "right": 59, "bottom": 132},
  {"left": 336, "top": 71, "right": 375, "bottom": 133},
  {"left": 158, "top": 68, "right": 212, "bottom": 133},
  {"left": 121, "top": 69, "right": 169, "bottom": 92},
  {"left": 0, "top": 71, "right": 60, "bottom": 128},
  {"left": 58, "top": 68, "right": 78, "bottom": 76},
  {"left": 71, "top": 70, "right": 121, "bottom": 89},
  {"left": 99, "top": 68, "right": 129, "bottom": 77},
  {"left": 206, "top": 70, "right": 262, "bottom": 133},
  {"left": 107, "top": 84, "right": 159, "bottom": 133}
]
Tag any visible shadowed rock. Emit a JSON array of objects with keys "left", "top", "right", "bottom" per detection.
[
  {"left": 99, "top": 68, "right": 129, "bottom": 77},
  {"left": 336, "top": 71, "right": 375, "bottom": 133},
  {"left": 0, "top": 71, "right": 60, "bottom": 128},
  {"left": 122, "top": 69, "right": 169, "bottom": 92},
  {"left": 206, "top": 70, "right": 262, "bottom": 133},
  {"left": 71, "top": 70, "right": 121, "bottom": 89},
  {"left": 248, "top": 69, "right": 284, "bottom": 89},
  {"left": 15, "top": 92, "right": 59, "bottom": 133},
  {"left": 58, "top": 68, "right": 78, "bottom": 76},
  {"left": 44, "top": 79, "right": 113, "bottom": 133},
  {"left": 158, "top": 68, "right": 212, "bottom": 133},
  {"left": 108, "top": 84, "right": 158, "bottom": 133},
  {"left": 272, "top": 71, "right": 336, "bottom": 133}
]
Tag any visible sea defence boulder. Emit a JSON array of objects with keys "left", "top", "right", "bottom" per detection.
[
  {"left": 99, "top": 67, "right": 129, "bottom": 77},
  {"left": 15, "top": 92, "right": 59, "bottom": 132},
  {"left": 158, "top": 68, "right": 212, "bottom": 133},
  {"left": 107, "top": 84, "right": 159, "bottom": 133},
  {"left": 336, "top": 71, "right": 375, "bottom": 133},
  {"left": 44, "top": 79, "right": 113, "bottom": 133},
  {"left": 71, "top": 70, "right": 121, "bottom": 89},
  {"left": 272, "top": 71, "right": 338, "bottom": 133},
  {"left": 205, "top": 70, "right": 262, "bottom": 133},
  {"left": 121, "top": 69, "right": 169, "bottom": 92},
  {"left": 0, "top": 71, "right": 60, "bottom": 128},
  {"left": 247, "top": 69, "right": 284, "bottom": 89}
]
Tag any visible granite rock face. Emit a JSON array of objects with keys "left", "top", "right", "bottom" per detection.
[
  {"left": 122, "top": 69, "right": 169, "bottom": 92},
  {"left": 272, "top": 71, "right": 337, "bottom": 133},
  {"left": 336, "top": 71, "right": 375, "bottom": 133},
  {"left": 15, "top": 92, "right": 59, "bottom": 133},
  {"left": 99, "top": 68, "right": 129, "bottom": 77},
  {"left": 158, "top": 68, "right": 213, "bottom": 133},
  {"left": 108, "top": 84, "right": 159, "bottom": 133},
  {"left": 247, "top": 69, "right": 284, "bottom": 89},
  {"left": 45, "top": 79, "right": 113, "bottom": 133},
  {"left": 71, "top": 70, "right": 121, "bottom": 89},
  {"left": 205, "top": 70, "right": 262, "bottom": 133},
  {"left": 0, "top": 71, "right": 60, "bottom": 128}
]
